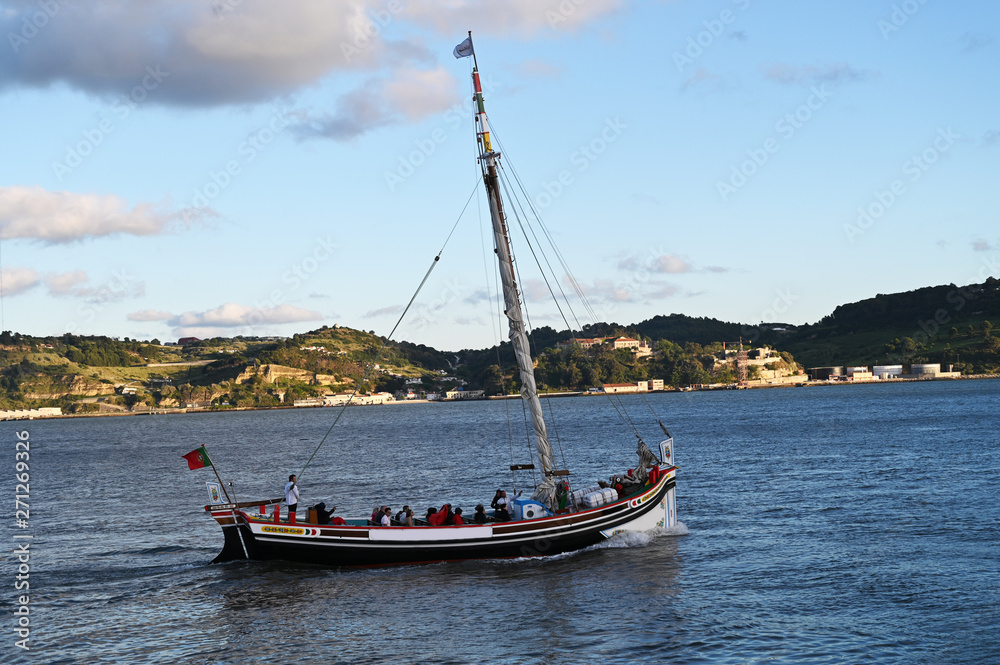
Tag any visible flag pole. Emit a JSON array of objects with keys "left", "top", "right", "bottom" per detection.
[
  {"left": 202, "top": 444, "right": 233, "bottom": 503},
  {"left": 202, "top": 444, "right": 249, "bottom": 559}
]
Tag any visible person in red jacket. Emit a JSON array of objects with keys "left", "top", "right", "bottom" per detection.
[
  {"left": 452, "top": 507, "right": 464, "bottom": 525},
  {"left": 428, "top": 504, "right": 451, "bottom": 526}
]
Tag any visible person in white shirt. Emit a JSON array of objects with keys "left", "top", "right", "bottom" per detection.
[
  {"left": 380, "top": 506, "right": 392, "bottom": 527},
  {"left": 284, "top": 474, "right": 300, "bottom": 520}
]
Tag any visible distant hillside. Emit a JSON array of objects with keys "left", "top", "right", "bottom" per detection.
[
  {"left": 0, "top": 327, "right": 458, "bottom": 412},
  {"left": 1, "top": 278, "right": 997, "bottom": 413},
  {"left": 777, "top": 278, "right": 1000, "bottom": 370},
  {"left": 633, "top": 314, "right": 747, "bottom": 346}
]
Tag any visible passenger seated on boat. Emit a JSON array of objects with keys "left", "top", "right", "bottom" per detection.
[
  {"left": 400, "top": 508, "right": 415, "bottom": 527},
  {"left": 452, "top": 507, "right": 464, "bottom": 525},
  {"left": 395, "top": 505, "right": 410, "bottom": 522},
  {"left": 473, "top": 504, "right": 488, "bottom": 524},
  {"left": 380, "top": 506, "right": 392, "bottom": 527},
  {"left": 427, "top": 504, "right": 451, "bottom": 526},
  {"left": 312, "top": 502, "right": 337, "bottom": 525}
]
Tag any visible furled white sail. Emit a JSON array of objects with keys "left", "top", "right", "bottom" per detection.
[
  {"left": 483, "top": 166, "right": 557, "bottom": 506},
  {"left": 470, "top": 42, "right": 557, "bottom": 508}
]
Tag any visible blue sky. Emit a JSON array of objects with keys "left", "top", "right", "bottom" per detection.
[{"left": 1, "top": 0, "right": 997, "bottom": 351}]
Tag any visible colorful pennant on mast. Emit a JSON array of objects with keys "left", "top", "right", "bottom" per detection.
[
  {"left": 453, "top": 36, "right": 473, "bottom": 59},
  {"left": 182, "top": 446, "right": 212, "bottom": 470}
]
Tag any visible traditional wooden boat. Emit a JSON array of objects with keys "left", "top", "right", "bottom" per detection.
[{"left": 202, "top": 34, "right": 679, "bottom": 567}]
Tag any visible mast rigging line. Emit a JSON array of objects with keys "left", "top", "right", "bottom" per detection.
[
  {"left": 488, "top": 123, "right": 600, "bottom": 328},
  {"left": 494, "top": 161, "right": 571, "bottom": 472},
  {"left": 488, "top": 124, "right": 646, "bottom": 443},
  {"left": 296, "top": 176, "right": 482, "bottom": 483}
]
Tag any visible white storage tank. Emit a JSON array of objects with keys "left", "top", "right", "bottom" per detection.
[
  {"left": 873, "top": 365, "right": 903, "bottom": 379},
  {"left": 911, "top": 363, "right": 940, "bottom": 376}
]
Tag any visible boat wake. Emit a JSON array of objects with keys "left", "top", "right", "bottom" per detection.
[
  {"left": 490, "top": 521, "right": 691, "bottom": 566},
  {"left": 591, "top": 521, "right": 689, "bottom": 550}
]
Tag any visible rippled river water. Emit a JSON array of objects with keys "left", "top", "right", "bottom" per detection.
[{"left": 3, "top": 379, "right": 998, "bottom": 664}]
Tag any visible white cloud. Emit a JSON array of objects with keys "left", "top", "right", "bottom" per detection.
[
  {"left": 43, "top": 270, "right": 89, "bottom": 295},
  {"left": 1, "top": 1, "right": 620, "bottom": 141},
  {"left": 0, "top": 267, "right": 40, "bottom": 296},
  {"left": 293, "top": 65, "right": 459, "bottom": 140},
  {"left": 0, "top": 186, "right": 183, "bottom": 243},
  {"left": 364, "top": 304, "right": 404, "bottom": 319},
  {"left": 522, "top": 278, "right": 553, "bottom": 303},
  {"left": 128, "top": 309, "right": 174, "bottom": 322},
  {"left": 680, "top": 67, "right": 726, "bottom": 93},
  {"left": 571, "top": 275, "right": 679, "bottom": 304},
  {"left": 618, "top": 252, "right": 692, "bottom": 274},
  {"left": 43, "top": 269, "right": 144, "bottom": 302},
  {"left": 761, "top": 63, "right": 873, "bottom": 85},
  {"left": 400, "top": 0, "right": 625, "bottom": 36},
  {"left": 0, "top": 1, "right": 405, "bottom": 105},
  {"left": 384, "top": 66, "right": 458, "bottom": 121},
  {"left": 168, "top": 303, "right": 323, "bottom": 328}
]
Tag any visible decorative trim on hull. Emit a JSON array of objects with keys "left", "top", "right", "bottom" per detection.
[{"left": 210, "top": 471, "right": 676, "bottom": 567}]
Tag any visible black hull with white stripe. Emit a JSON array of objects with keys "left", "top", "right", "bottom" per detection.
[{"left": 209, "top": 467, "right": 677, "bottom": 567}]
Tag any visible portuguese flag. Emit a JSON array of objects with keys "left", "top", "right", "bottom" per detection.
[{"left": 182, "top": 446, "right": 212, "bottom": 470}]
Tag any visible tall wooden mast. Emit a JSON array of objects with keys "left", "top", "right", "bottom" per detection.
[{"left": 466, "top": 33, "right": 557, "bottom": 505}]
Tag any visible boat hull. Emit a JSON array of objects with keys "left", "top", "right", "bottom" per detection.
[{"left": 210, "top": 467, "right": 677, "bottom": 567}]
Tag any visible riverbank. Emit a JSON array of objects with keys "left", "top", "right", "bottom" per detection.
[{"left": 4, "top": 373, "right": 996, "bottom": 421}]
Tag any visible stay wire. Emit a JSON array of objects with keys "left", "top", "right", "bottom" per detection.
[
  {"left": 490, "top": 127, "right": 585, "bottom": 331},
  {"left": 490, "top": 124, "right": 600, "bottom": 326},
  {"left": 495, "top": 162, "right": 570, "bottom": 472},
  {"left": 297, "top": 176, "right": 481, "bottom": 483},
  {"left": 491, "top": 125, "right": 643, "bottom": 441}
]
